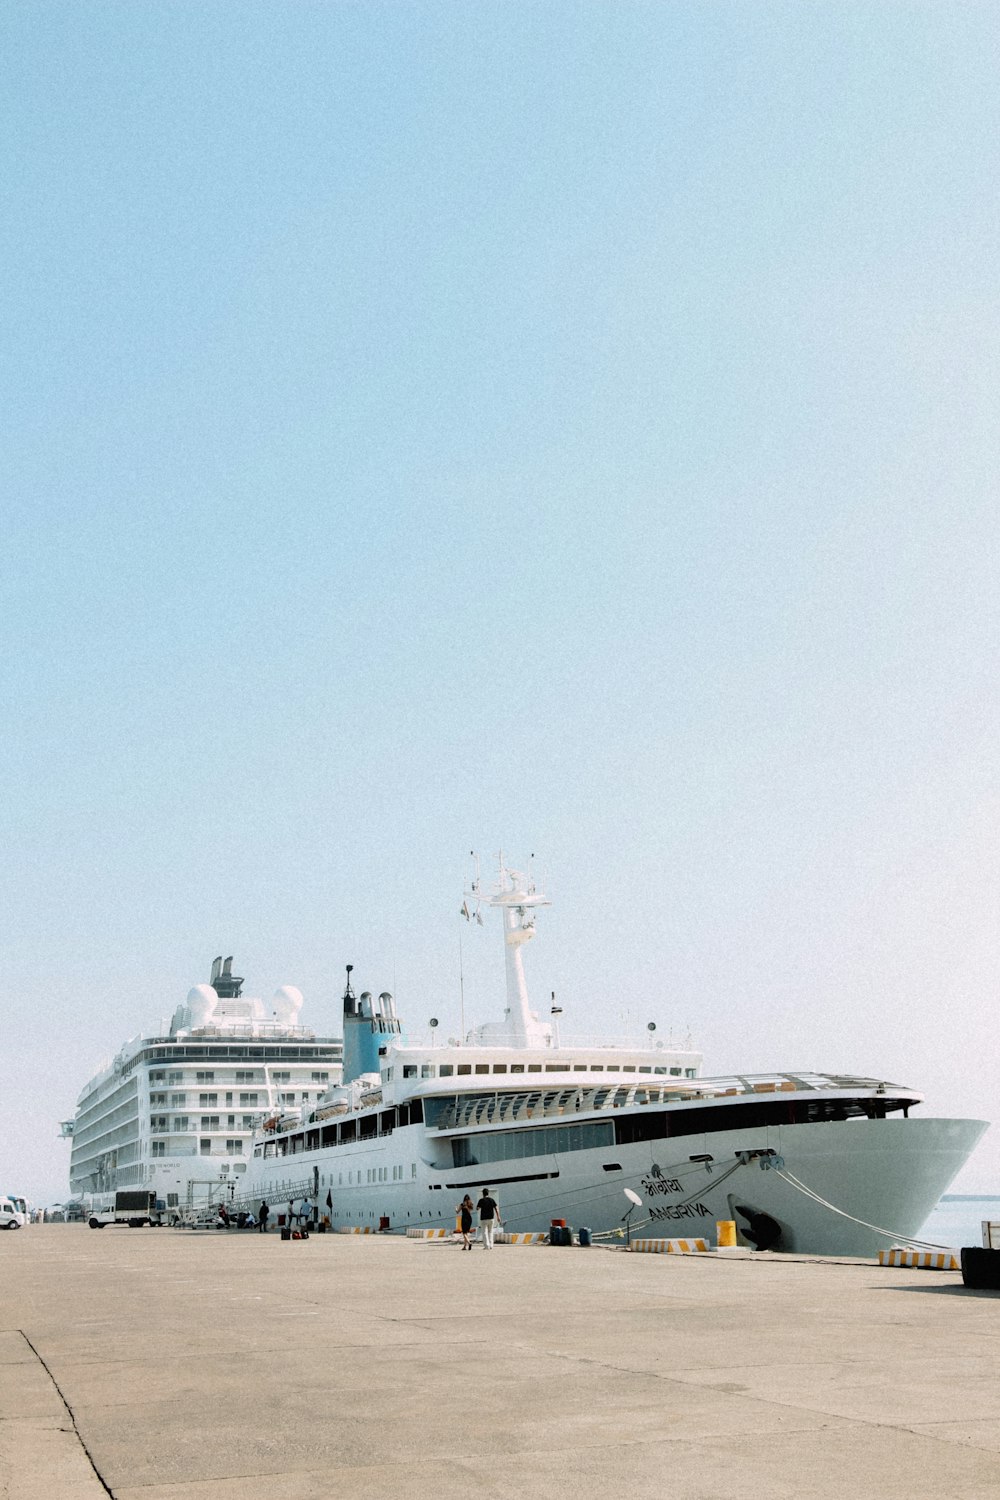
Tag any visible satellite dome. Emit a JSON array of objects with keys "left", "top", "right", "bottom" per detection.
[
  {"left": 186, "top": 984, "right": 218, "bottom": 1027},
  {"left": 272, "top": 984, "right": 304, "bottom": 1024}
]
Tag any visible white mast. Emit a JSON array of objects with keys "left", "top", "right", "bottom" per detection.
[{"left": 468, "top": 855, "right": 551, "bottom": 1047}]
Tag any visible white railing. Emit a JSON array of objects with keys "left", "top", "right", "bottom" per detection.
[
  {"left": 153, "top": 1147, "right": 247, "bottom": 1159},
  {"left": 183, "top": 1024, "right": 319, "bottom": 1041},
  {"left": 230, "top": 1175, "right": 313, "bottom": 1213},
  {"left": 429, "top": 1072, "right": 902, "bottom": 1132}
]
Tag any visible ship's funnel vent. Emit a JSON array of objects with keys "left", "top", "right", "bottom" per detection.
[
  {"left": 342, "top": 974, "right": 402, "bottom": 1081},
  {"left": 210, "top": 955, "right": 244, "bottom": 999}
]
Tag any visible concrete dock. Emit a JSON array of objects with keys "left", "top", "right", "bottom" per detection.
[{"left": 2, "top": 1226, "right": 999, "bottom": 1499}]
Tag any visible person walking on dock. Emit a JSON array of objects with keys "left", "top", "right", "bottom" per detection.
[
  {"left": 258, "top": 1199, "right": 270, "bottom": 1233},
  {"left": 476, "top": 1188, "right": 501, "bottom": 1250},
  {"left": 458, "top": 1194, "right": 474, "bottom": 1249}
]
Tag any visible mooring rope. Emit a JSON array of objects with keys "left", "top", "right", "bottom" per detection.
[{"left": 774, "top": 1167, "right": 954, "bottom": 1250}]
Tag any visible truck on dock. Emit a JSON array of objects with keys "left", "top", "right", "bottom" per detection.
[{"left": 88, "top": 1191, "right": 164, "bottom": 1229}]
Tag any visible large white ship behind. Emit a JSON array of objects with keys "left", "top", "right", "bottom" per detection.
[
  {"left": 66, "top": 958, "right": 342, "bottom": 1214},
  {"left": 236, "top": 861, "right": 987, "bottom": 1256}
]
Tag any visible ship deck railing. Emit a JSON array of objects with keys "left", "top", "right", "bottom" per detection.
[
  {"left": 227, "top": 1175, "right": 316, "bottom": 1215},
  {"left": 134, "top": 1145, "right": 250, "bottom": 1159},
  {"left": 428, "top": 1071, "right": 899, "bottom": 1133},
  {"left": 183, "top": 1024, "right": 318, "bottom": 1040}
]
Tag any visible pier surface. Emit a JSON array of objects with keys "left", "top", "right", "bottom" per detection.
[{"left": 2, "top": 1226, "right": 999, "bottom": 1498}]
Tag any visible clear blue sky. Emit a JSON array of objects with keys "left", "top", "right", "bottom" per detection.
[{"left": 3, "top": 3, "right": 999, "bottom": 1203}]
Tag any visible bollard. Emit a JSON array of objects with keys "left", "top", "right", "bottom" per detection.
[{"left": 716, "top": 1219, "right": 737, "bottom": 1248}]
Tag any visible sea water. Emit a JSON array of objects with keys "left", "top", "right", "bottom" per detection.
[{"left": 916, "top": 1195, "right": 1000, "bottom": 1249}]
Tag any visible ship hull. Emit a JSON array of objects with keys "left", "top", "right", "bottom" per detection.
[{"left": 240, "top": 1113, "right": 987, "bottom": 1257}]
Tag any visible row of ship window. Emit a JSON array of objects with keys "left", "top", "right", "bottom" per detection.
[
  {"left": 453, "top": 1120, "right": 614, "bottom": 1165},
  {"left": 387, "top": 1062, "right": 698, "bottom": 1080},
  {"left": 151, "top": 1139, "right": 246, "bottom": 1157},
  {"left": 149, "top": 1092, "right": 312, "bottom": 1107},
  {"left": 150, "top": 1115, "right": 258, "bottom": 1131},
  {"left": 250, "top": 1098, "right": 889, "bottom": 1174},
  {"left": 121, "top": 1047, "right": 339, "bottom": 1081},
  {"left": 307, "top": 1166, "right": 417, "bottom": 1185},
  {"left": 256, "top": 1100, "right": 426, "bottom": 1157},
  {"left": 147, "top": 1070, "right": 330, "bottom": 1085}
]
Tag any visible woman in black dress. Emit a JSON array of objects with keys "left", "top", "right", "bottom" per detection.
[{"left": 458, "top": 1194, "right": 474, "bottom": 1249}]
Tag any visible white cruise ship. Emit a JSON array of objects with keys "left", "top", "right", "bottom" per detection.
[
  {"left": 237, "top": 861, "right": 987, "bottom": 1256},
  {"left": 66, "top": 958, "right": 342, "bottom": 1215}
]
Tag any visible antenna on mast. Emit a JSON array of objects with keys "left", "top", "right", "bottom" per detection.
[
  {"left": 466, "top": 850, "right": 484, "bottom": 924},
  {"left": 550, "top": 991, "right": 562, "bottom": 1048},
  {"left": 458, "top": 927, "right": 466, "bottom": 1041}
]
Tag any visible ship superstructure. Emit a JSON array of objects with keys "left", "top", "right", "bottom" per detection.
[{"left": 68, "top": 957, "right": 342, "bottom": 1214}]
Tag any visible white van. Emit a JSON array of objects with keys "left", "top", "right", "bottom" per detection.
[{"left": 0, "top": 1199, "right": 26, "bottom": 1230}]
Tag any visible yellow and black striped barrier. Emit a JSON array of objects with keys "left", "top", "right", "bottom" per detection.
[
  {"left": 878, "top": 1247, "right": 960, "bottom": 1270},
  {"left": 630, "top": 1237, "right": 711, "bottom": 1254}
]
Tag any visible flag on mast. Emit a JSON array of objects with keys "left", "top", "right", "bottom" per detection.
[{"left": 460, "top": 900, "right": 471, "bottom": 921}]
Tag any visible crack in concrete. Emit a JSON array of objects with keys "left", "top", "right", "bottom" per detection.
[{"left": 18, "top": 1331, "right": 116, "bottom": 1498}]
